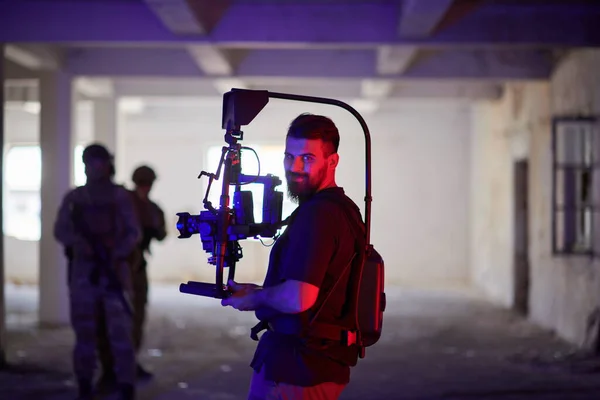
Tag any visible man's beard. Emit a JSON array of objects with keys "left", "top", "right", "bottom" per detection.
[{"left": 286, "top": 165, "right": 327, "bottom": 204}]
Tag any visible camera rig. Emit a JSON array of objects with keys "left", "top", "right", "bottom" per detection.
[{"left": 177, "top": 89, "right": 372, "bottom": 299}]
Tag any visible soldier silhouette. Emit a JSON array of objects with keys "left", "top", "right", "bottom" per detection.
[{"left": 54, "top": 143, "right": 140, "bottom": 400}]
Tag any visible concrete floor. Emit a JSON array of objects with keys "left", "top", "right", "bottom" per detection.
[{"left": 2, "top": 284, "right": 600, "bottom": 400}]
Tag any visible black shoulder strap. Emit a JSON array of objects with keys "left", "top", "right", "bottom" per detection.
[
  {"left": 321, "top": 193, "right": 365, "bottom": 239},
  {"left": 307, "top": 194, "right": 365, "bottom": 327}
]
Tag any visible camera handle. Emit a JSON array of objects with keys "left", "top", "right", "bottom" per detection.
[{"left": 180, "top": 131, "right": 241, "bottom": 299}]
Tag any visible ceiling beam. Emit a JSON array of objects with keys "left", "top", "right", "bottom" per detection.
[
  {"left": 113, "top": 79, "right": 219, "bottom": 97},
  {"left": 144, "top": 0, "right": 205, "bottom": 35},
  {"left": 1, "top": 1, "right": 599, "bottom": 47},
  {"left": 4, "top": 44, "right": 62, "bottom": 70},
  {"left": 111, "top": 77, "right": 501, "bottom": 101},
  {"left": 246, "top": 80, "right": 363, "bottom": 99},
  {"left": 187, "top": 46, "right": 248, "bottom": 76},
  {"left": 392, "top": 81, "right": 503, "bottom": 100},
  {"left": 74, "top": 77, "right": 114, "bottom": 98},
  {"left": 433, "top": 0, "right": 486, "bottom": 34},
  {"left": 376, "top": 46, "right": 419, "bottom": 76},
  {"left": 398, "top": 0, "right": 455, "bottom": 37},
  {"left": 370, "top": 45, "right": 421, "bottom": 108},
  {"left": 187, "top": 46, "right": 235, "bottom": 76},
  {"left": 144, "top": 0, "right": 232, "bottom": 35},
  {"left": 236, "top": 49, "right": 375, "bottom": 78},
  {"left": 187, "top": 44, "right": 249, "bottom": 92},
  {"left": 3, "top": 59, "right": 36, "bottom": 79},
  {"left": 143, "top": 0, "right": 241, "bottom": 91},
  {"left": 66, "top": 47, "right": 554, "bottom": 81},
  {"left": 67, "top": 48, "right": 204, "bottom": 77},
  {"left": 404, "top": 49, "right": 554, "bottom": 80},
  {"left": 370, "top": 0, "right": 454, "bottom": 102}
]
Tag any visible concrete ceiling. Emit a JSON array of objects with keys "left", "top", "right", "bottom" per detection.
[{"left": 2, "top": 0, "right": 599, "bottom": 106}]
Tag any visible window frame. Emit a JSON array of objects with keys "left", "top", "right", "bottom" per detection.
[
  {"left": 3, "top": 144, "right": 42, "bottom": 241},
  {"left": 4, "top": 143, "right": 42, "bottom": 190},
  {"left": 551, "top": 115, "right": 600, "bottom": 258},
  {"left": 3, "top": 143, "right": 86, "bottom": 240}
]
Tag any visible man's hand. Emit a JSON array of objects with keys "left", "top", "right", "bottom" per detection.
[{"left": 221, "top": 280, "right": 263, "bottom": 311}]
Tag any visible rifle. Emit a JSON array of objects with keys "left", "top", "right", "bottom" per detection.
[
  {"left": 71, "top": 203, "right": 133, "bottom": 317},
  {"left": 64, "top": 246, "right": 73, "bottom": 284}
]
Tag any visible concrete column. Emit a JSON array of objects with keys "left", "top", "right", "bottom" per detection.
[
  {"left": 38, "top": 71, "right": 73, "bottom": 326},
  {"left": 93, "top": 97, "right": 117, "bottom": 153},
  {"left": 94, "top": 97, "right": 130, "bottom": 184},
  {"left": 115, "top": 99, "right": 128, "bottom": 184},
  {"left": 0, "top": 43, "right": 8, "bottom": 367}
]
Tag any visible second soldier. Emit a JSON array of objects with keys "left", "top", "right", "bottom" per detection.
[{"left": 97, "top": 165, "right": 166, "bottom": 383}]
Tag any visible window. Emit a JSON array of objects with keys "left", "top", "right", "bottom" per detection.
[
  {"left": 205, "top": 144, "right": 295, "bottom": 238},
  {"left": 73, "top": 144, "right": 86, "bottom": 186},
  {"left": 3, "top": 145, "right": 42, "bottom": 240},
  {"left": 552, "top": 116, "right": 600, "bottom": 256},
  {"left": 3, "top": 144, "right": 86, "bottom": 241}
]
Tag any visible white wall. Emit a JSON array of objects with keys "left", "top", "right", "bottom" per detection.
[
  {"left": 369, "top": 102, "right": 471, "bottom": 286},
  {"left": 4, "top": 96, "right": 472, "bottom": 289},
  {"left": 470, "top": 49, "right": 600, "bottom": 348},
  {"left": 531, "top": 50, "right": 600, "bottom": 347},
  {"left": 469, "top": 83, "right": 550, "bottom": 307}
]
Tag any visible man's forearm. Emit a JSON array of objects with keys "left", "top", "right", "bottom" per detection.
[
  {"left": 254, "top": 280, "right": 317, "bottom": 314},
  {"left": 255, "top": 283, "right": 301, "bottom": 314}
]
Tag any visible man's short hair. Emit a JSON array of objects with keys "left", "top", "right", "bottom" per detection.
[{"left": 286, "top": 113, "right": 340, "bottom": 156}]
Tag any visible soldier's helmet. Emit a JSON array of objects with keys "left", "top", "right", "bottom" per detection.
[
  {"left": 132, "top": 165, "right": 157, "bottom": 186},
  {"left": 82, "top": 143, "right": 112, "bottom": 165}
]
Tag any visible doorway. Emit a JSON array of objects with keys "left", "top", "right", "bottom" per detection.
[{"left": 513, "top": 160, "right": 529, "bottom": 315}]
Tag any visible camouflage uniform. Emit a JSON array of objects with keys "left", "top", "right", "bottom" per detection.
[
  {"left": 128, "top": 191, "right": 166, "bottom": 351},
  {"left": 97, "top": 166, "right": 166, "bottom": 380},
  {"left": 54, "top": 180, "right": 140, "bottom": 396}
]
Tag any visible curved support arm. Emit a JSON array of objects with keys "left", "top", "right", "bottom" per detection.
[{"left": 267, "top": 91, "right": 372, "bottom": 246}]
